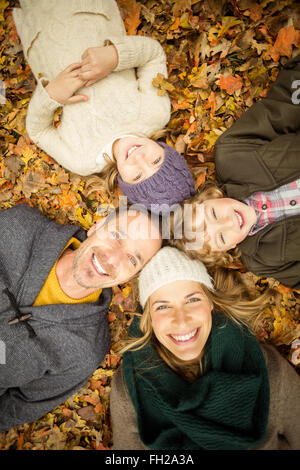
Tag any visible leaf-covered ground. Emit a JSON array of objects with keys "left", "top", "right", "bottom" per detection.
[{"left": 0, "top": 0, "right": 300, "bottom": 450}]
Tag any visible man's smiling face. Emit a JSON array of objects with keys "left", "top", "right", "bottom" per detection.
[{"left": 72, "top": 209, "right": 162, "bottom": 289}]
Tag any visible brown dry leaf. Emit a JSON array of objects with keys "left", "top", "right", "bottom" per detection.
[
  {"left": 77, "top": 406, "right": 98, "bottom": 423},
  {"left": 20, "top": 170, "right": 49, "bottom": 198}
]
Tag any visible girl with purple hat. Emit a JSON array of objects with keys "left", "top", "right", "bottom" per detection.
[{"left": 13, "top": 0, "right": 196, "bottom": 211}]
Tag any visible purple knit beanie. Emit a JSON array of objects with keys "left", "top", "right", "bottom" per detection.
[{"left": 117, "top": 142, "right": 196, "bottom": 214}]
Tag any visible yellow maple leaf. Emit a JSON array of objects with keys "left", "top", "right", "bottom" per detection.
[
  {"left": 204, "top": 131, "right": 218, "bottom": 148},
  {"left": 121, "top": 285, "right": 132, "bottom": 298},
  {"left": 75, "top": 207, "right": 93, "bottom": 230},
  {"left": 152, "top": 73, "right": 175, "bottom": 95},
  {"left": 20, "top": 146, "right": 36, "bottom": 170}
]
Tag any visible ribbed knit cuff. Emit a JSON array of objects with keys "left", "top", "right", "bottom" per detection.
[
  {"left": 108, "top": 36, "right": 139, "bottom": 72},
  {"left": 35, "top": 77, "right": 63, "bottom": 113}
]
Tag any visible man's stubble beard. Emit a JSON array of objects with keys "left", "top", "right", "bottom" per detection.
[{"left": 72, "top": 245, "right": 104, "bottom": 290}]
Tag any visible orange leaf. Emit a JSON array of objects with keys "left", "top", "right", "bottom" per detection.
[
  {"left": 89, "top": 379, "right": 102, "bottom": 391},
  {"left": 275, "top": 284, "right": 293, "bottom": 296},
  {"left": 186, "top": 120, "right": 197, "bottom": 135},
  {"left": 92, "top": 442, "right": 109, "bottom": 450},
  {"left": 249, "top": 4, "right": 263, "bottom": 22},
  {"left": 62, "top": 407, "right": 73, "bottom": 417},
  {"left": 82, "top": 395, "right": 100, "bottom": 406},
  {"left": 108, "top": 312, "right": 117, "bottom": 322},
  {"left": 218, "top": 74, "right": 242, "bottom": 94},
  {"left": 268, "top": 26, "right": 300, "bottom": 61},
  {"left": 170, "top": 17, "right": 180, "bottom": 31},
  {"left": 195, "top": 171, "right": 206, "bottom": 189},
  {"left": 118, "top": 0, "right": 141, "bottom": 35},
  {"left": 207, "top": 91, "right": 216, "bottom": 117},
  {"left": 17, "top": 433, "right": 24, "bottom": 450},
  {"left": 94, "top": 403, "right": 103, "bottom": 414}
]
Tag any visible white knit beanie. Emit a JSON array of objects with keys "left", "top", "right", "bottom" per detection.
[{"left": 138, "top": 247, "right": 214, "bottom": 308}]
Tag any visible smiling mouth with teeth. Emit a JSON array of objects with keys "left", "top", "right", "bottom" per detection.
[
  {"left": 92, "top": 254, "right": 109, "bottom": 276},
  {"left": 234, "top": 210, "right": 244, "bottom": 229},
  {"left": 169, "top": 327, "right": 199, "bottom": 344},
  {"left": 126, "top": 145, "right": 141, "bottom": 160}
]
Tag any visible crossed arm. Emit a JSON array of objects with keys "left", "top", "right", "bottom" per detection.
[{"left": 45, "top": 45, "right": 119, "bottom": 104}]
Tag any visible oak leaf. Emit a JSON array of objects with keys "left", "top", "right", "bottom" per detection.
[
  {"left": 267, "top": 25, "right": 300, "bottom": 61},
  {"left": 218, "top": 73, "right": 243, "bottom": 94}
]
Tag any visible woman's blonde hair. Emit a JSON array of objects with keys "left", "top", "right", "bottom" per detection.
[
  {"left": 119, "top": 268, "right": 277, "bottom": 381},
  {"left": 168, "top": 181, "right": 241, "bottom": 268}
]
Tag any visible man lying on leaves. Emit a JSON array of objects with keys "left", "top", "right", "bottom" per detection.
[{"left": 0, "top": 203, "right": 161, "bottom": 432}]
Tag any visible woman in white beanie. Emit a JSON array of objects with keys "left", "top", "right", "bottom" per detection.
[{"left": 110, "top": 247, "right": 300, "bottom": 450}]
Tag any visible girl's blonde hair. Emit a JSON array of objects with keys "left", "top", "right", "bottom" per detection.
[
  {"left": 87, "top": 129, "right": 169, "bottom": 201},
  {"left": 119, "top": 268, "right": 277, "bottom": 381},
  {"left": 169, "top": 181, "right": 241, "bottom": 268}
]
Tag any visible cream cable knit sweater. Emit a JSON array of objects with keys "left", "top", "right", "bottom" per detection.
[{"left": 13, "top": 0, "right": 171, "bottom": 176}]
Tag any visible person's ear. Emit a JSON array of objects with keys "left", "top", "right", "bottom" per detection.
[{"left": 87, "top": 217, "right": 107, "bottom": 237}]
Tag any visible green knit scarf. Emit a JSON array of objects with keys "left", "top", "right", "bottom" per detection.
[{"left": 122, "top": 312, "right": 270, "bottom": 450}]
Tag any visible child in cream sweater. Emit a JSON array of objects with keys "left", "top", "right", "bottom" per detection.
[{"left": 13, "top": 0, "right": 195, "bottom": 211}]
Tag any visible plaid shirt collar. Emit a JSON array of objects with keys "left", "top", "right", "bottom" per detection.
[{"left": 243, "top": 179, "right": 300, "bottom": 236}]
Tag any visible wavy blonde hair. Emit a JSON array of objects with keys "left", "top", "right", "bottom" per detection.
[
  {"left": 119, "top": 268, "right": 277, "bottom": 381},
  {"left": 168, "top": 181, "right": 241, "bottom": 268}
]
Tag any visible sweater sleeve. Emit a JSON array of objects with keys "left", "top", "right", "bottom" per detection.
[
  {"left": 110, "top": 365, "right": 148, "bottom": 450},
  {"left": 111, "top": 35, "right": 171, "bottom": 132},
  {"left": 25, "top": 80, "right": 92, "bottom": 176},
  {"left": 109, "top": 35, "right": 170, "bottom": 110},
  {"left": 0, "top": 368, "right": 93, "bottom": 433},
  {"left": 0, "top": 329, "right": 96, "bottom": 433},
  {"left": 111, "top": 35, "right": 167, "bottom": 80}
]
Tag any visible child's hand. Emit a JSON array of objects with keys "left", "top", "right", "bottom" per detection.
[
  {"left": 78, "top": 45, "right": 119, "bottom": 87},
  {"left": 45, "top": 63, "right": 88, "bottom": 104}
]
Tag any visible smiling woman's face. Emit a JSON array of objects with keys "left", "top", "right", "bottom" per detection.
[
  {"left": 113, "top": 136, "right": 165, "bottom": 184},
  {"left": 149, "top": 280, "right": 213, "bottom": 361}
]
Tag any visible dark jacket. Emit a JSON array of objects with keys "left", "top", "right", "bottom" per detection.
[
  {"left": 214, "top": 54, "right": 300, "bottom": 288},
  {"left": 0, "top": 204, "right": 112, "bottom": 432}
]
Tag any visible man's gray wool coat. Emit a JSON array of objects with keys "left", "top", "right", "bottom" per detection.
[{"left": 0, "top": 204, "right": 112, "bottom": 432}]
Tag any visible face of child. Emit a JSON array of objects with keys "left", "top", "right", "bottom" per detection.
[
  {"left": 192, "top": 198, "right": 257, "bottom": 251},
  {"left": 113, "top": 137, "right": 165, "bottom": 184},
  {"left": 149, "top": 280, "right": 213, "bottom": 361}
]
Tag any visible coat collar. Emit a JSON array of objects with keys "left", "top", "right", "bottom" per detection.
[
  {"left": 74, "top": 0, "right": 112, "bottom": 20},
  {"left": 17, "top": 218, "right": 84, "bottom": 307},
  {"left": 14, "top": 217, "right": 113, "bottom": 322}
]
